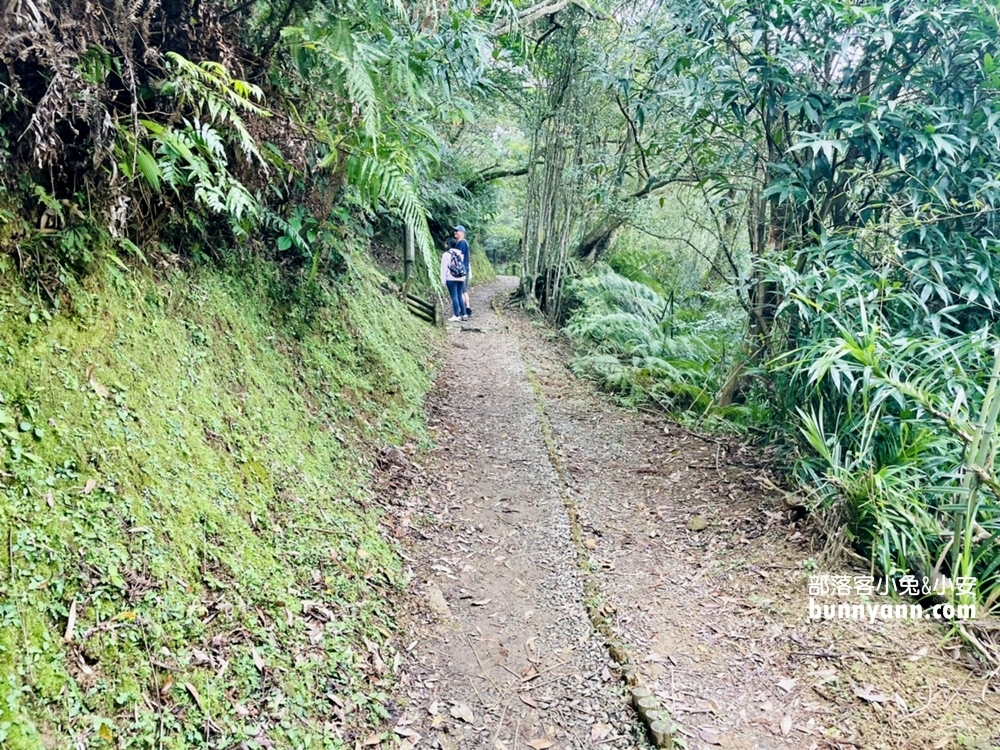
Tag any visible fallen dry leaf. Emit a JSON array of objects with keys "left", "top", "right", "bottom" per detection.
[
  {"left": 449, "top": 703, "right": 476, "bottom": 724},
  {"left": 526, "top": 740, "right": 553, "bottom": 750},
  {"left": 591, "top": 723, "right": 612, "bottom": 741},
  {"left": 63, "top": 599, "right": 77, "bottom": 643},
  {"left": 699, "top": 727, "right": 722, "bottom": 745},
  {"left": 77, "top": 654, "right": 94, "bottom": 676},
  {"left": 780, "top": 715, "right": 792, "bottom": 736},
  {"left": 251, "top": 648, "right": 265, "bottom": 672},
  {"left": 777, "top": 678, "right": 797, "bottom": 693},
  {"left": 365, "top": 637, "right": 387, "bottom": 675},
  {"left": 190, "top": 649, "right": 211, "bottom": 666},
  {"left": 362, "top": 732, "right": 383, "bottom": 746},
  {"left": 854, "top": 684, "right": 889, "bottom": 704},
  {"left": 183, "top": 682, "right": 205, "bottom": 711}
]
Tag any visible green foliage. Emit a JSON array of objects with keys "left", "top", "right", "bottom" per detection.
[
  {"left": 0, "top": 250, "right": 437, "bottom": 747},
  {"left": 279, "top": 2, "right": 508, "bottom": 283},
  {"left": 120, "top": 53, "right": 274, "bottom": 242},
  {"left": 3, "top": 0, "right": 521, "bottom": 287},
  {"left": 774, "top": 294, "right": 1000, "bottom": 606},
  {"left": 564, "top": 265, "right": 744, "bottom": 420},
  {"left": 159, "top": 52, "right": 270, "bottom": 166}
]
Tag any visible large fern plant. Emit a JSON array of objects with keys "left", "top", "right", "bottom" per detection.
[
  {"left": 282, "top": 12, "right": 461, "bottom": 281},
  {"left": 113, "top": 52, "right": 274, "bottom": 242},
  {"left": 565, "top": 265, "right": 740, "bottom": 416}
]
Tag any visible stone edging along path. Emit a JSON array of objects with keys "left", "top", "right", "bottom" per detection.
[{"left": 503, "top": 292, "right": 677, "bottom": 748}]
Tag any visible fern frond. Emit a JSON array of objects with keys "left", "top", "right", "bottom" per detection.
[
  {"left": 191, "top": 121, "right": 228, "bottom": 163},
  {"left": 161, "top": 51, "right": 270, "bottom": 168},
  {"left": 345, "top": 153, "right": 435, "bottom": 280},
  {"left": 225, "top": 182, "right": 260, "bottom": 222},
  {"left": 342, "top": 54, "right": 380, "bottom": 141}
]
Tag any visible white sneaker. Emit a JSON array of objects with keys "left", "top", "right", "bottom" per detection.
[{"left": 448, "top": 315, "right": 461, "bottom": 322}]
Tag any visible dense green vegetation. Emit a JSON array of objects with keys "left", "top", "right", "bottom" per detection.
[{"left": 0, "top": 249, "right": 434, "bottom": 746}]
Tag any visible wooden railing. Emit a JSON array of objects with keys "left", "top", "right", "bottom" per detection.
[
  {"left": 405, "top": 292, "right": 437, "bottom": 324},
  {"left": 402, "top": 220, "right": 439, "bottom": 325}
]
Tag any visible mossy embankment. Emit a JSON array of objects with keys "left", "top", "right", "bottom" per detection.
[
  {"left": 470, "top": 247, "right": 497, "bottom": 284},
  {"left": 0, "top": 252, "right": 438, "bottom": 748}
]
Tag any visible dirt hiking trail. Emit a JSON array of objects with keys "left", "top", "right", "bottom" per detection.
[{"left": 385, "top": 278, "right": 1000, "bottom": 750}]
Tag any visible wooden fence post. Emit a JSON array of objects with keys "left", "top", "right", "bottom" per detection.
[{"left": 404, "top": 221, "right": 415, "bottom": 284}]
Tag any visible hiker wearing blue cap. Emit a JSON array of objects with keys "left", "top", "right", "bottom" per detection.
[{"left": 453, "top": 225, "right": 472, "bottom": 317}]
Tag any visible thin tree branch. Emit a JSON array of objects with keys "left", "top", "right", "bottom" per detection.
[{"left": 463, "top": 164, "right": 535, "bottom": 191}]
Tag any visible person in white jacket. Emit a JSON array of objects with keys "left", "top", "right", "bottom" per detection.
[{"left": 441, "top": 242, "right": 468, "bottom": 321}]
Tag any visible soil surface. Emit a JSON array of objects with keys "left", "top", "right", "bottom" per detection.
[{"left": 384, "top": 277, "right": 1000, "bottom": 750}]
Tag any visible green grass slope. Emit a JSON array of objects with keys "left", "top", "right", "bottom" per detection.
[
  {"left": 0, "top": 253, "right": 438, "bottom": 748},
  {"left": 470, "top": 247, "right": 496, "bottom": 284}
]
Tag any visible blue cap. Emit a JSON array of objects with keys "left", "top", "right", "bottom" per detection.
[{"left": 454, "top": 225, "right": 466, "bottom": 233}]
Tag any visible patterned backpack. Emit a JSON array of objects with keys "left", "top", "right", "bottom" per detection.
[{"left": 447, "top": 249, "right": 465, "bottom": 279}]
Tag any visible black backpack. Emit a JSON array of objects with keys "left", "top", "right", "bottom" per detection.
[{"left": 447, "top": 249, "right": 465, "bottom": 278}]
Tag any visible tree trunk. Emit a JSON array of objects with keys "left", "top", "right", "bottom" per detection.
[{"left": 573, "top": 215, "right": 624, "bottom": 263}]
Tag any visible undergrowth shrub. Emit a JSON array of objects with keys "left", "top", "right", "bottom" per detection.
[
  {"left": 771, "top": 254, "right": 1000, "bottom": 616},
  {"left": 564, "top": 264, "right": 746, "bottom": 422}
]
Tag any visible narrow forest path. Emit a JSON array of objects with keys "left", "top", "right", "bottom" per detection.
[{"left": 386, "top": 278, "right": 1000, "bottom": 750}]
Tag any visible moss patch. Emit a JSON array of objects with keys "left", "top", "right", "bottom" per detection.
[
  {"left": 0, "top": 253, "right": 439, "bottom": 748},
  {"left": 470, "top": 246, "right": 497, "bottom": 284}
]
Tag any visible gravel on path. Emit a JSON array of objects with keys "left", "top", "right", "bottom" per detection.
[{"left": 393, "top": 278, "right": 642, "bottom": 750}]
